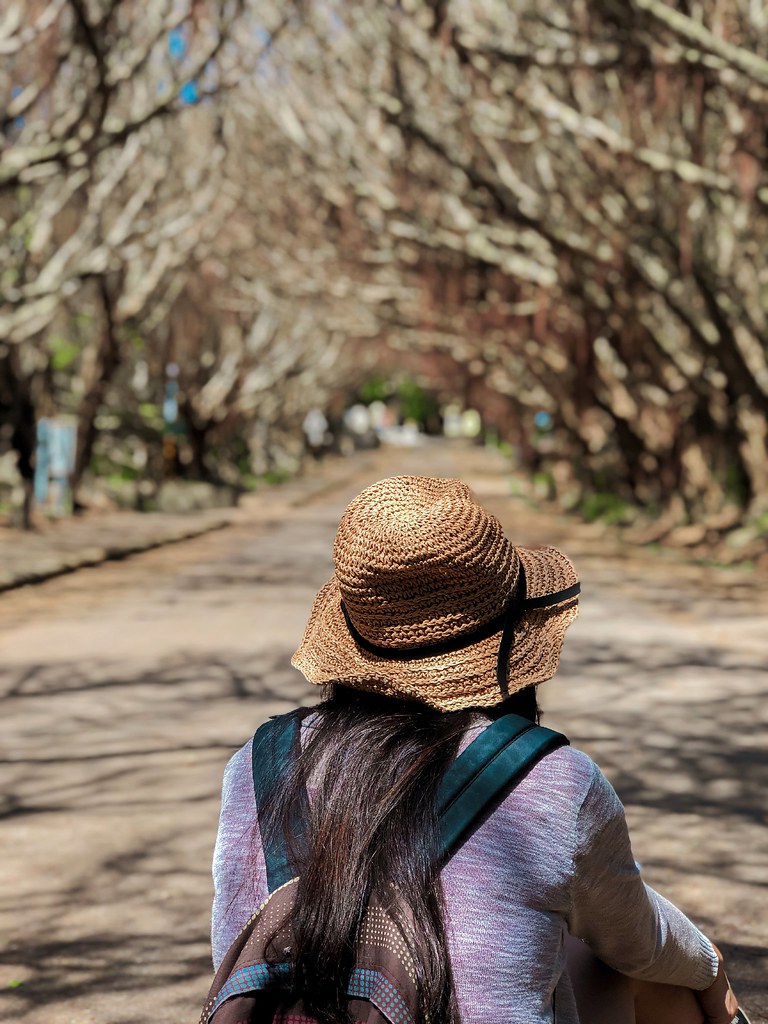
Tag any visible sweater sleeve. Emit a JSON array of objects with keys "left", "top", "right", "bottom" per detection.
[
  {"left": 211, "top": 739, "right": 268, "bottom": 970},
  {"left": 566, "top": 761, "right": 719, "bottom": 990}
]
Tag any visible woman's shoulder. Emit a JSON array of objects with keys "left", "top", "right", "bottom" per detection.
[
  {"left": 453, "top": 718, "right": 619, "bottom": 833},
  {"left": 226, "top": 736, "right": 253, "bottom": 774},
  {"left": 528, "top": 741, "right": 625, "bottom": 837},
  {"left": 462, "top": 718, "right": 606, "bottom": 804},
  {"left": 220, "top": 735, "right": 255, "bottom": 809},
  {"left": 539, "top": 741, "right": 603, "bottom": 783},
  {"left": 524, "top": 740, "right": 606, "bottom": 804}
]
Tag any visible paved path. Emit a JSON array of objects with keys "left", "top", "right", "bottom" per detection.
[{"left": 1, "top": 441, "right": 766, "bottom": 1023}]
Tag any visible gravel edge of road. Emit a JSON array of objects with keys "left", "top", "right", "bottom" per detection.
[{"left": 0, "top": 514, "right": 234, "bottom": 593}]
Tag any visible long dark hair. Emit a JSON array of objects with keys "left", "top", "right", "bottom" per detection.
[{"left": 258, "top": 684, "right": 540, "bottom": 1024}]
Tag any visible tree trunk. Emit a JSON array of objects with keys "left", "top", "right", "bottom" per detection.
[
  {"left": 71, "top": 280, "right": 121, "bottom": 510},
  {"left": 180, "top": 398, "right": 213, "bottom": 481},
  {"left": 1, "top": 346, "right": 37, "bottom": 530}
]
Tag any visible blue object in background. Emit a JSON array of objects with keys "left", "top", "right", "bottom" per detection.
[
  {"left": 168, "top": 28, "right": 197, "bottom": 106},
  {"left": 179, "top": 79, "right": 198, "bottom": 104},
  {"left": 534, "top": 411, "right": 553, "bottom": 431},
  {"left": 11, "top": 85, "right": 26, "bottom": 130},
  {"left": 34, "top": 419, "right": 51, "bottom": 505},
  {"left": 168, "top": 28, "right": 187, "bottom": 60},
  {"left": 164, "top": 364, "right": 180, "bottom": 429},
  {"left": 34, "top": 418, "right": 77, "bottom": 513},
  {"left": 50, "top": 420, "right": 76, "bottom": 479},
  {"left": 163, "top": 380, "right": 179, "bottom": 426}
]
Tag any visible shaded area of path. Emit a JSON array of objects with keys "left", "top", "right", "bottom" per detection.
[{"left": 0, "top": 440, "right": 766, "bottom": 1023}]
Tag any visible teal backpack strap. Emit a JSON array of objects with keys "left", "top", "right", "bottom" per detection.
[
  {"left": 436, "top": 713, "right": 568, "bottom": 860},
  {"left": 251, "top": 709, "right": 567, "bottom": 885},
  {"left": 251, "top": 708, "right": 309, "bottom": 892}
]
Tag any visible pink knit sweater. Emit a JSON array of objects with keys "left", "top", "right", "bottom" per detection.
[{"left": 211, "top": 717, "right": 718, "bottom": 1023}]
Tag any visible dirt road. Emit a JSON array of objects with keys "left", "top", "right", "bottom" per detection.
[{"left": 1, "top": 441, "right": 766, "bottom": 1023}]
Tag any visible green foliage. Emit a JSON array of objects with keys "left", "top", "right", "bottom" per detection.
[
  {"left": 359, "top": 374, "right": 390, "bottom": 404},
  {"left": 506, "top": 475, "right": 528, "bottom": 498},
  {"left": 580, "top": 491, "right": 630, "bottom": 525},
  {"left": 49, "top": 335, "right": 80, "bottom": 371},
  {"left": 138, "top": 402, "right": 163, "bottom": 429},
  {"left": 89, "top": 454, "right": 140, "bottom": 482},
  {"left": 724, "top": 460, "right": 751, "bottom": 507},
  {"left": 489, "top": 436, "right": 514, "bottom": 459},
  {"left": 233, "top": 467, "right": 293, "bottom": 491},
  {"left": 233, "top": 437, "right": 253, "bottom": 483},
  {"left": 107, "top": 468, "right": 139, "bottom": 483},
  {"left": 531, "top": 470, "right": 555, "bottom": 500},
  {"left": 358, "top": 373, "right": 440, "bottom": 427},
  {"left": 696, "top": 555, "right": 756, "bottom": 570},
  {"left": 1, "top": 266, "right": 19, "bottom": 289},
  {"left": 396, "top": 377, "right": 439, "bottom": 425},
  {"left": 262, "top": 468, "right": 292, "bottom": 485},
  {"left": 126, "top": 328, "right": 145, "bottom": 353}
]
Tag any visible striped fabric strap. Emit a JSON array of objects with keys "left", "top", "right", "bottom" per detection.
[
  {"left": 436, "top": 713, "right": 568, "bottom": 860},
  {"left": 251, "top": 709, "right": 308, "bottom": 892},
  {"left": 252, "top": 709, "right": 569, "bottom": 888}
]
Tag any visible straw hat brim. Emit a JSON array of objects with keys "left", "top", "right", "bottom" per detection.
[{"left": 291, "top": 546, "right": 579, "bottom": 712}]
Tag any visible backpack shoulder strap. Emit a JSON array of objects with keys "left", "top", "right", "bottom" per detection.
[
  {"left": 250, "top": 709, "right": 567, "bottom": 884},
  {"left": 251, "top": 708, "right": 309, "bottom": 892},
  {"left": 436, "top": 713, "right": 568, "bottom": 861}
]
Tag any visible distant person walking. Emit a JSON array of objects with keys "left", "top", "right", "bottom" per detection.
[{"left": 206, "top": 476, "right": 744, "bottom": 1024}]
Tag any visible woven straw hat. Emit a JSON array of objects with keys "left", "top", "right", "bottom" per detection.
[{"left": 292, "top": 476, "right": 580, "bottom": 712}]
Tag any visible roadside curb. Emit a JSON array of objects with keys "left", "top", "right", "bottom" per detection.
[
  {"left": 0, "top": 452, "right": 375, "bottom": 595},
  {"left": 0, "top": 514, "right": 234, "bottom": 594}
]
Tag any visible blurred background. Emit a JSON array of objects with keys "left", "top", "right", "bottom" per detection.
[
  {"left": 1, "top": 0, "right": 767, "bottom": 564},
  {"left": 2, "top": 4, "right": 768, "bottom": 1022}
]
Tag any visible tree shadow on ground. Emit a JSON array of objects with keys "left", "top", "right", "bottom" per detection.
[
  {"left": 2, "top": 636, "right": 766, "bottom": 1020},
  {"left": 0, "top": 932, "right": 213, "bottom": 1019},
  {"left": 1, "top": 647, "right": 314, "bottom": 1020},
  {"left": 1, "top": 812, "right": 218, "bottom": 1017},
  {"left": 550, "top": 635, "right": 768, "bottom": 1019},
  {"left": 1, "top": 647, "right": 314, "bottom": 822},
  {"left": 1, "top": 648, "right": 312, "bottom": 703},
  {"left": 554, "top": 639, "right": 767, "bottom": 826}
]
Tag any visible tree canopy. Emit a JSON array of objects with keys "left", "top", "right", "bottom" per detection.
[{"left": 2, "top": 0, "right": 766, "bottom": 548}]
